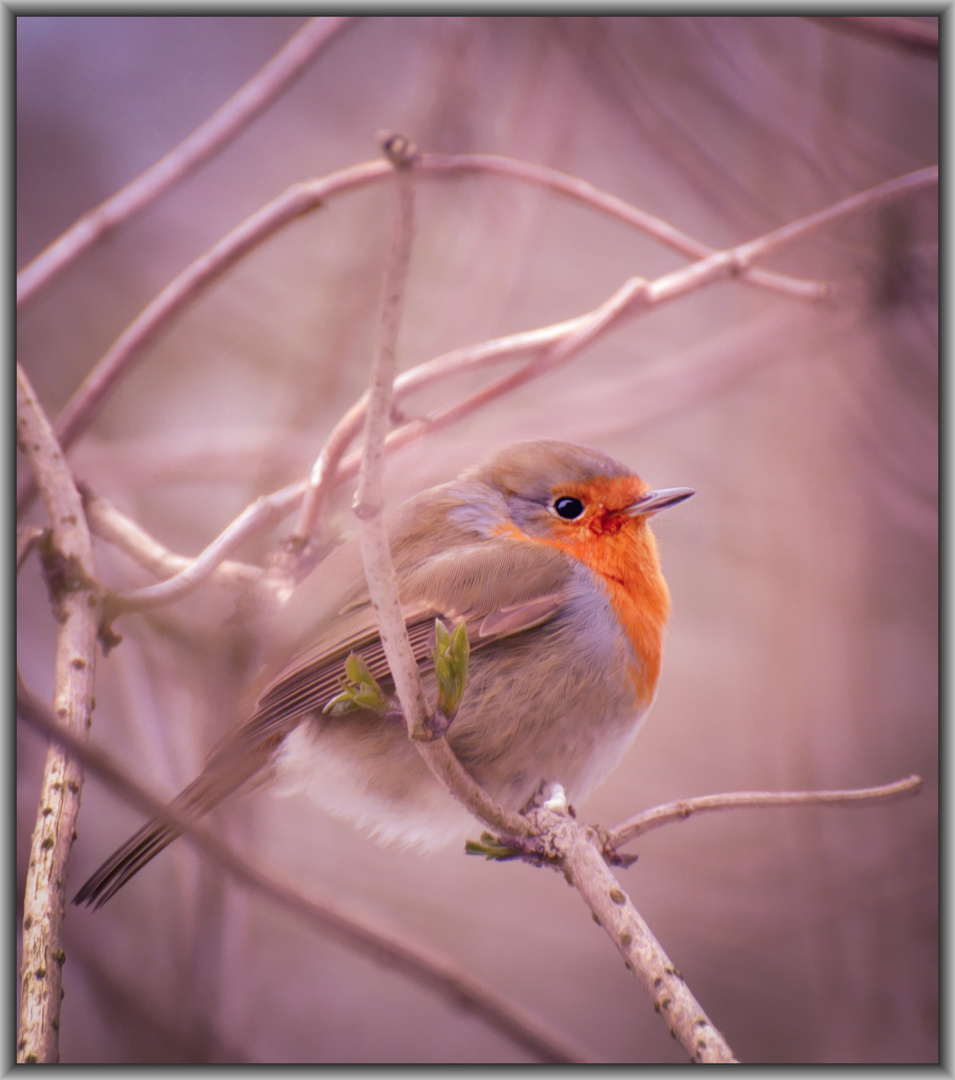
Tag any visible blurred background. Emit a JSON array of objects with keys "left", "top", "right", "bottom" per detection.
[{"left": 16, "top": 15, "right": 938, "bottom": 1064}]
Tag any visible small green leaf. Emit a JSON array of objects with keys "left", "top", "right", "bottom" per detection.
[
  {"left": 323, "top": 652, "right": 389, "bottom": 716},
  {"left": 434, "top": 618, "right": 470, "bottom": 719},
  {"left": 465, "top": 833, "right": 517, "bottom": 860}
]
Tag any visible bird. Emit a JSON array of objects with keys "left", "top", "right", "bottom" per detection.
[{"left": 74, "top": 439, "right": 693, "bottom": 908}]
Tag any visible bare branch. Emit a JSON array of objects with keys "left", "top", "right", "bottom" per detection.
[
  {"left": 16, "top": 16, "right": 356, "bottom": 309},
  {"left": 352, "top": 139, "right": 434, "bottom": 733},
  {"left": 15, "top": 685, "right": 592, "bottom": 1065},
  {"left": 60, "top": 163, "right": 936, "bottom": 613},
  {"left": 289, "top": 165, "right": 936, "bottom": 557},
  {"left": 352, "top": 139, "right": 530, "bottom": 838},
  {"left": 16, "top": 365, "right": 100, "bottom": 1064},
  {"left": 526, "top": 810, "right": 738, "bottom": 1063},
  {"left": 110, "top": 493, "right": 287, "bottom": 613},
  {"left": 607, "top": 775, "right": 924, "bottom": 849},
  {"left": 81, "top": 485, "right": 259, "bottom": 591},
  {"left": 421, "top": 153, "right": 829, "bottom": 300}
]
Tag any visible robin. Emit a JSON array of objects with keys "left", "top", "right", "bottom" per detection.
[{"left": 75, "top": 439, "right": 692, "bottom": 907}]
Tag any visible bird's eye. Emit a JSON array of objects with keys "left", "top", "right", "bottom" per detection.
[{"left": 553, "top": 496, "right": 585, "bottom": 520}]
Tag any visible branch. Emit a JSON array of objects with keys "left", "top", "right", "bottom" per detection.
[
  {"left": 16, "top": 365, "right": 100, "bottom": 1063},
  {"left": 108, "top": 492, "right": 288, "bottom": 614},
  {"left": 65, "top": 164, "right": 938, "bottom": 609},
  {"left": 421, "top": 153, "right": 829, "bottom": 300},
  {"left": 81, "top": 485, "right": 259, "bottom": 592},
  {"left": 606, "top": 775, "right": 924, "bottom": 849},
  {"left": 526, "top": 810, "right": 738, "bottom": 1063},
  {"left": 288, "top": 163, "right": 938, "bottom": 559},
  {"left": 15, "top": 684, "right": 592, "bottom": 1065},
  {"left": 18, "top": 149, "right": 849, "bottom": 518},
  {"left": 352, "top": 137, "right": 530, "bottom": 838},
  {"left": 347, "top": 140, "right": 737, "bottom": 1063},
  {"left": 16, "top": 16, "right": 356, "bottom": 309}
]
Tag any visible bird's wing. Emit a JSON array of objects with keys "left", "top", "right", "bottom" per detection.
[
  {"left": 73, "top": 538, "right": 575, "bottom": 909},
  {"left": 228, "top": 536, "right": 575, "bottom": 755}
]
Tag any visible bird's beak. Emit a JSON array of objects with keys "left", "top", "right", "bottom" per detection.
[{"left": 626, "top": 487, "right": 695, "bottom": 517}]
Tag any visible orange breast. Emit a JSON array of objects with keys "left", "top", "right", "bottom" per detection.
[
  {"left": 494, "top": 509, "right": 671, "bottom": 705},
  {"left": 550, "top": 524, "right": 670, "bottom": 705}
]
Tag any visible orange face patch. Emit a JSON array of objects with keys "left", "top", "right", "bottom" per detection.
[{"left": 495, "top": 474, "right": 671, "bottom": 705}]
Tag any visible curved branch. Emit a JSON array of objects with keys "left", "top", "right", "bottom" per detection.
[
  {"left": 81, "top": 485, "right": 259, "bottom": 591},
  {"left": 101, "top": 165, "right": 941, "bottom": 605},
  {"left": 607, "top": 775, "right": 924, "bottom": 849},
  {"left": 18, "top": 150, "right": 842, "bottom": 519}
]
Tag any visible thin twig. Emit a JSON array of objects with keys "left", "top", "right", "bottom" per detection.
[
  {"left": 110, "top": 495, "right": 287, "bottom": 613},
  {"left": 44, "top": 163, "right": 389, "bottom": 474},
  {"left": 15, "top": 685, "right": 593, "bottom": 1065},
  {"left": 289, "top": 165, "right": 937, "bottom": 556},
  {"left": 353, "top": 138, "right": 433, "bottom": 731},
  {"left": 607, "top": 775, "right": 924, "bottom": 849},
  {"left": 16, "top": 16, "right": 356, "bottom": 310},
  {"left": 16, "top": 365, "right": 100, "bottom": 1064}
]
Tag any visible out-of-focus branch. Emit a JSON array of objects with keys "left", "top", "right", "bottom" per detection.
[
  {"left": 421, "top": 153, "right": 829, "bottom": 300},
  {"left": 35, "top": 161, "right": 390, "bottom": 490},
  {"left": 15, "top": 684, "right": 592, "bottom": 1065},
  {"left": 109, "top": 492, "right": 287, "bottom": 613},
  {"left": 16, "top": 16, "right": 356, "bottom": 310},
  {"left": 606, "top": 775, "right": 924, "bottom": 849},
  {"left": 290, "top": 281, "right": 642, "bottom": 557},
  {"left": 289, "top": 163, "right": 938, "bottom": 563},
  {"left": 16, "top": 365, "right": 100, "bottom": 1064},
  {"left": 806, "top": 16, "right": 938, "bottom": 56}
]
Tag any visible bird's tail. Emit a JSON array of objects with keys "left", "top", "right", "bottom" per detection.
[
  {"left": 72, "top": 774, "right": 219, "bottom": 909},
  {"left": 73, "top": 728, "right": 278, "bottom": 909}
]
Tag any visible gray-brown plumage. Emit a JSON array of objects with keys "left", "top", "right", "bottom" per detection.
[{"left": 75, "top": 441, "right": 691, "bottom": 908}]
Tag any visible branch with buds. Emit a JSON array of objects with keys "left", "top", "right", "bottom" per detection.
[{"left": 16, "top": 367, "right": 100, "bottom": 1064}]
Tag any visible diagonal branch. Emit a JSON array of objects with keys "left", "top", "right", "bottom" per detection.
[
  {"left": 528, "top": 810, "right": 738, "bottom": 1063},
  {"left": 16, "top": 16, "right": 356, "bottom": 309}
]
